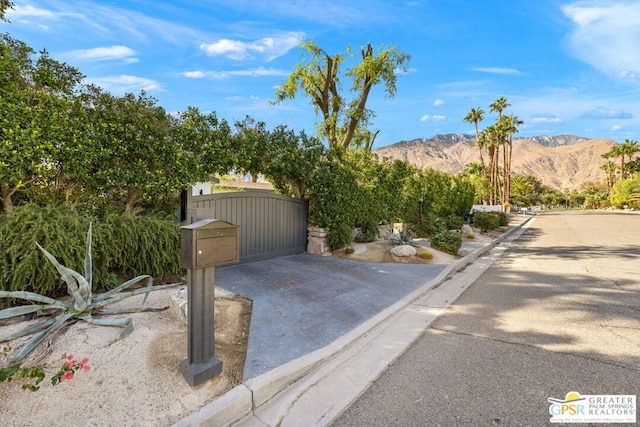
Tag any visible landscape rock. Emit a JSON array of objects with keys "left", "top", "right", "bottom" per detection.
[{"left": 390, "top": 244, "right": 416, "bottom": 257}]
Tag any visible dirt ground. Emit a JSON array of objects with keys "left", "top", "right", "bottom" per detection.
[
  {"left": 0, "top": 285, "right": 252, "bottom": 427},
  {"left": 332, "top": 239, "right": 458, "bottom": 265}
]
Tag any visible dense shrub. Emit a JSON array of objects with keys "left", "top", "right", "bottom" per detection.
[
  {"left": 472, "top": 211, "right": 500, "bottom": 233},
  {"left": 353, "top": 220, "right": 379, "bottom": 243},
  {"left": 492, "top": 211, "right": 509, "bottom": 227},
  {"left": 0, "top": 204, "right": 182, "bottom": 300},
  {"left": 610, "top": 177, "right": 640, "bottom": 208},
  {"left": 430, "top": 231, "right": 462, "bottom": 255},
  {"left": 304, "top": 148, "right": 476, "bottom": 250}
]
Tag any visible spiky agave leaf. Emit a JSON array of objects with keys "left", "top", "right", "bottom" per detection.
[
  {"left": 92, "top": 282, "right": 182, "bottom": 309},
  {"left": 0, "top": 304, "right": 63, "bottom": 320},
  {"left": 10, "top": 311, "right": 76, "bottom": 363},
  {"left": 80, "top": 314, "right": 134, "bottom": 339},
  {"left": 0, "top": 290, "right": 72, "bottom": 309},
  {"left": 0, "top": 317, "right": 57, "bottom": 342},
  {"left": 83, "top": 223, "right": 93, "bottom": 301},
  {"left": 93, "top": 275, "right": 154, "bottom": 304},
  {"left": 36, "top": 242, "right": 91, "bottom": 311}
]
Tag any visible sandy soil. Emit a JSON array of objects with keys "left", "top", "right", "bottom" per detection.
[
  {"left": 332, "top": 239, "right": 459, "bottom": 265},
  {"left": 0, "top": 286, "right": 251, "bottom": 427}
]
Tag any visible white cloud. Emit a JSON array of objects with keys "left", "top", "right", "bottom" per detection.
[
  {"left": 433, "top": 99, "right": 444, "bottom": 107},
  {"left": 472, "top": 67, "right": 520, "bottom": 75},
  {"left": 183, "top": 71, "right": 206, "bottom": 78},
  {"left": 7, "top": 4, "right": 54, "bottom": 18},
  {"left": 395, "top": 66, "right": 416, "bottom": 75},
  {"left": 182, "top": 67, "right": 289, "bottom": 79},
  {"left": 531, "top": 113, "right": 563, "bottom": 124},
  {"left": 563, "top": 1, "right": 640, "bottom": 80},
  {"left": 611, "top": 124, "right": 622, "bottom": 131},
  {"left": 85, "top": 75, "right": 162, "bottom": 95},
  {"left": 200, "top": 32, "right": 305, "bottom": 61},
  {"left": 581, "top": 106, "right": 632, "bottom": 120},
  {"left": 420, "top": 114, "right": 446, "bottom": 122},
  {"left": 62, "top": 46, "right": 138, "bottom": 63}
]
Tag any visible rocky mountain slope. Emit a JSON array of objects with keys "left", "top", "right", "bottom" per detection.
[{"left": 373, "top": 134, "right": 617, "bottom": 190}]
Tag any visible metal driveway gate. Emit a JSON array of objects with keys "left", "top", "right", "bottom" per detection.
[{"left": 187, "top": 190, "right": 308, "bottom": 263}]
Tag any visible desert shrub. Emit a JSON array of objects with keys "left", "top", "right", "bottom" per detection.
[
  {"left": 326, "top": 223, "right": 354, "bottom": 251},
  {"left": 430, "top": 231, "right": 461, "bottom": 255},
  {"left": 466, "top": 232, "right": 476, "bottom": 239},
  {"left": 418, "top": 250, "right": 433, "bottom": 260},
  {"left": 353, "top": 220, "right": 378, "bottom": 243},
  {"left": 492, "top": 211, "right": 509, "bottom": 227},
  {"left": 0, "top": 204, "right": 182, "bottom": 300},
  {"left": 472, "top": 211, "right": 500, "bottom": 233},
  {"left": 445, "top": 214, "right": 465, "bottom": 230}
]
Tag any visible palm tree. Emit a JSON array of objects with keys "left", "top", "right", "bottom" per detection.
[
  {"left": 488, "top": 97, "right": 510, "bottom": 204},
  {"left": 463, "top": 107, "right": 486, "bottom": 173},
  {"left": 600, "top": 161, "right": 618, "bottom": 192},
  {"left": 489, "top": 96, "right": 510, "bottom": 118},
  {"left": 618, "top": 139, "right": 640, "bottom": 179},
  {"left": 502, "top": 114, "right": 523, "bottom": 204},
  {"left": 483, "top": 123, "right": 507, "bottom": 205}
]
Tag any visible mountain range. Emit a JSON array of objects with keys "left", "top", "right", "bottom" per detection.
[{"left": 373, "top": 134, "right": 617, "bottom": 190}]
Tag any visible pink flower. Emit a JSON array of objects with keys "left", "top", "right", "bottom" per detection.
[
  {"left": 60, "top": 371, "right": 74, "bottom": 382},
  {"left": 82, "top": 365, "right": 90, "bottom": 372}
]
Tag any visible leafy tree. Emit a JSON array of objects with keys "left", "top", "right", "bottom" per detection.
[
  {"left": 262, "top": 126, "right": 324, "bottom": 198},
  {"left": 82, "top": 87, "right": 203, "bottom": 215},
  {"left": 510, "top": 174, "right": 543, "bottom": 207},
  {"left": 231, "top": 116, "right": 270, "bottom": 182},
  {"left": 0, "top": 35, "right": 84, "bottom": 214},
  {"left": 581, "top": 182, "right": 608, "bottom": 209},
  {"left": 610, "top": 176, "right": 640, "bottom": 208},
  {"left": 170, "top": 106, "right": 234, "bottom": 181},
  {"left": 463, "top": 107, "right": 486, "bottom": 173},
  {"left": 274, "top": 40, "right": 410, "bottom": 149},
  {"left": 462, "top": 162, "right": 490, "bottom": 204},
  {"left": 1, "top": 0, "right": 13, "bottom": 22}
]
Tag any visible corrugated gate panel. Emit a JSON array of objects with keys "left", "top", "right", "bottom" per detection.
[{"left": 187, "top": 190, "right": 308, "bottom": 263}]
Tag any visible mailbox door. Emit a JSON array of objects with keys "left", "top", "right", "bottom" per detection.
[{"left": 195, "top": 229, "right": 238, "bottom": 268}]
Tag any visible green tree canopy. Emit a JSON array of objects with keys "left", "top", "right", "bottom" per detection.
[
  {"left": 274, "top": 40, "right": 410, "bottom": 150},
  {"left": 0, "top": 35, "right": 84, "bottom": 213}
]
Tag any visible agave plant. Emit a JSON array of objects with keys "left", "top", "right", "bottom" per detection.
[{"left": 0, "top": 224, "right": 181, "bottom": 363}]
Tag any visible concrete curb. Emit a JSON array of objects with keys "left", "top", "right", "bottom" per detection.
[{"left": 173, "top": 217, "right": 533, "bottom": 427}]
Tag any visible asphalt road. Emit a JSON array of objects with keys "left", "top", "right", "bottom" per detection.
[{"left": 332, "top": 210, "right": 640, "bottom": 426}]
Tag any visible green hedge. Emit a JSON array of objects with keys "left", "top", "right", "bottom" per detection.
[
  {"left": 0, "top": 204, "right": 182, "bottom": 300},
  {"left": 430, "top": 231, "right": 461, "bottom": 255},
  {"left": 472, "top": 211, "right": 500, "bottom": 233}
]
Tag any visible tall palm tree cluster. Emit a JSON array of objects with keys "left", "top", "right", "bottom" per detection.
[
  {"left": 463, "top": 97, "right": 523, "bottom": 205},
  {"left": 600, "top": 139, "right": 640, "bottom": 191}
]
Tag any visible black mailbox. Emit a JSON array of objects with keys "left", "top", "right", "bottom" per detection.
[{"left": 181, "top": 219, "right": 239, "bottom": 269}]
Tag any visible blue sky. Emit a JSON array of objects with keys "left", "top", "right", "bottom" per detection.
[{"left": 3, "top": 0, "right": 640, "bottom": 148}]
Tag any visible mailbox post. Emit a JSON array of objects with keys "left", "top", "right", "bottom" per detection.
[{"left": 180, "top": 219, "right": 239, "bottom": 386}]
